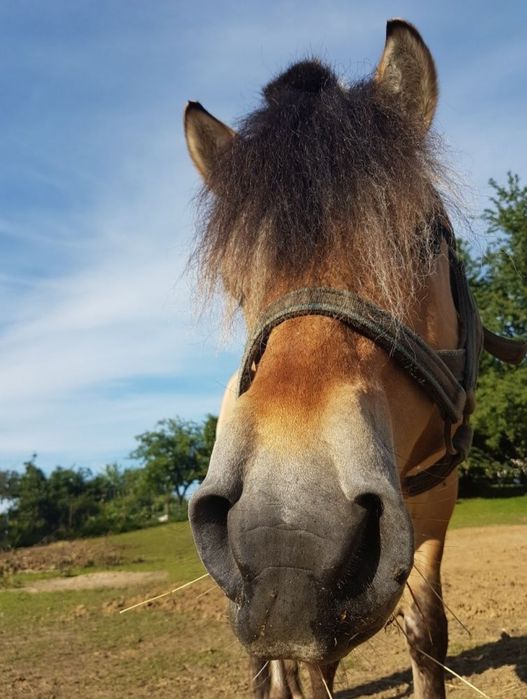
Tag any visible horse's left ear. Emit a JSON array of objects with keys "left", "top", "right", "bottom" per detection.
[
  {"left": 184, "top": 101, "right": 236, "bottom": 181},
  {"left": 375, "top": 19, "right": 438, "bottom": 130}
]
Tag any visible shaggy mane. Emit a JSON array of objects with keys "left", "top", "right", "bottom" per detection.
[{"left": 192, "top": 59, "right": 453, "bottom": 321}]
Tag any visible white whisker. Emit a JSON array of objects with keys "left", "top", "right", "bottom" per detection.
[
  {"left": 119, "top": 572, "right": 210, "bottom": 613},
  {"left": 412, "top": 563, "right": 471, "bottom": 637},
  {"left": 406, "top": 580, "right": 433, "bottom": 646},
  {"left": 195, "top": 584, "right": 218, "bottom": 600},
  {"left": 318, "top": 666, "right": 333, "bottom": 698},
  {"left": 252, "top": 660, "right": 270, "bottom": 683},
  {"left": 417, "top": 647, "right": 492, "bottom": 698}
]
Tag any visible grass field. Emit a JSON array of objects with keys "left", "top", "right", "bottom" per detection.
[
  {"left": 450, "top": 494, "right": 527, "bottom": 528},
  {"left": 3, "top": 494, "right": 525, "bottom": 589},
  {"left": 0, "top": 522, "right": 216, "bottom": 698},
  {"left": 0, "top": 495, "right": 525, "bottom": 698}
]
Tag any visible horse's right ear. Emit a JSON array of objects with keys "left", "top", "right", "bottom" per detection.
[
  {"left": 374, "top": 19, "right": 438, "bottom": 130},
  {"left": 184, "top": 101, "right": 235, "bottom": 181}
]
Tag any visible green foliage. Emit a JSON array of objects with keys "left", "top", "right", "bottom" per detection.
[
  {"left": 0, "top": 416, "right": 217, "bottom": 549},
  {"left": 464, "top": 174, "right": 527, "bottom": 484},
  {"left": 131, "top": 417, "right": 211, "bottom": 514},
  {"left": 202, "top": 414, "right": 218, "bottom": 456},
  {"left": 0, "top": 469, "right": 20, "bottom": 501},
  {"left": 6, "top": 459, "right": 52, "bottom": 547},
  {"left": 480, "top": 174, "right": 527, "bottom": 338}
]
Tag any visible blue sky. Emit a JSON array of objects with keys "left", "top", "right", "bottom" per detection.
[{"left": 1, "top": 1, "right": 526, "bottom": 472}]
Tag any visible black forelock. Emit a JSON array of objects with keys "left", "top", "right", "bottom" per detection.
[
  {"left": 263, "top": 60, "right": 340, "bottom": 102},
  {"left": 193, "top": 58, "right": 450, "bottom": 320}
]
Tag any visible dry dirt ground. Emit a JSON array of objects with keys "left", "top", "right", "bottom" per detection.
[
  {"left": 0, "top": 525, "right": 525, "bottom": 698},
  {"left": 0, "top": 537, "right": 124, "bottom": 575},
  {"left": 20, "top": 571, "right": 168, "bottom": 593}
]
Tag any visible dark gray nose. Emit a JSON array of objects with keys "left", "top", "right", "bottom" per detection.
[
  {"left": 190, "top": 482, "right": 383, "bottom": 602},
  {"left": 228, "top": 492, "right": 382, "bottom": 590}
]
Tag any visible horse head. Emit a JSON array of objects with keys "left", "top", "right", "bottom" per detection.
[{"left": 185, "top": 20, "right": 461, "bottom": 665}]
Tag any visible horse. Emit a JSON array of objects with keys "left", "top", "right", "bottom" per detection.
[{"left": 183, "top": 19, "right": 526, "bottom": 699}]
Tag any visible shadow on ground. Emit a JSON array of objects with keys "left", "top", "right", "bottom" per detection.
[{"left": 335, "top": 633, "right": 527, "bottom": 698}]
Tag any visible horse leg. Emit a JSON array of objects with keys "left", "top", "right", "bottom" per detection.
[
  {"left": 307, "top": 661, "right": 339, "bottom": 698},
  {"left": 282, "top": 661, "right": 304, "bottom": 698},
  {"left": 249, "top": 658, "right": 305, "bottom": 698},
  {"left": 403, "top": 472, "right": 457, "bottom": 699},
  {"left": 403, "top": 539, "right": 448, "bottom": 699}
]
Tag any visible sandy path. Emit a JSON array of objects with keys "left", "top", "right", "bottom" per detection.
[{"left": 19, "top": 570, "right": 168, "bottom": 592}]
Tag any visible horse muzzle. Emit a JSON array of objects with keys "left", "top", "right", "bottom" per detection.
[{"left": 189, "top": 450, "right": 413, "bottom": 663}]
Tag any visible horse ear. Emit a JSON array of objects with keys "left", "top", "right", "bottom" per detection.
[
  {"left": 375, "top": 19, "right": 438, "bottom": 130},
  {"left": 184, "top": 101, "right": 235, "bottom": 181}
]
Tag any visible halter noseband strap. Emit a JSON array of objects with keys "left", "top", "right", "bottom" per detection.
[
  {"left": 238, "top": 287, "right": 468, "bottom": 422},
  {"left": 236, "top": 237, "right": 527, "bottom": 497}
]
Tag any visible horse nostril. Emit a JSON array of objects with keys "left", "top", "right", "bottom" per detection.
[
  {"left": 335, "top": 493, "right": 382, "bottom": 598},
  {"left": 189, "top": 491, "right": 242, "bottom": 600},
  {"left": 193, "top": 494, "right": 232, "bottom": 527},
  {"left": 355, "top": 492, "right": 384, "bottom": 517},
  {"left": 394, "top": 566, "right": 410, "bottom": 585}
]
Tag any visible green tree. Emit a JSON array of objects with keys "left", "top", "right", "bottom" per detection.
[
  {"left": 201, "top": 414, "right": 218, "bottom": 465},
  {"left": 131, "top": 417, "right": 212, "bottom": 517},
  {"left": 466, "top": 174, "right": 527, "bottom": 477},
  {"left": 7, "top": 458, "right": 52, "bottom": 546},
  {"left": 0, "top": 470, "right": 20, "bottom": 503},
  {"left": 0, "top": 470, "right": 20, "bottom": 547},
  {"left": 47, "top": 467, "right": 99, "bottom": 534},
  {"left": 1, "top": 415, "right": 218, "bottom": 547},
  {"left": 83, "top": 465, "right": 157, "bottom": 535},
  {"left": 89, "top": 463, "right": 127, "bottom": 503}
]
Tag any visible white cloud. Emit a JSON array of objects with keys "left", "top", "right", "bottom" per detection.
[{"left": 0, "top": 121, "right": 240, "bottom": 468}]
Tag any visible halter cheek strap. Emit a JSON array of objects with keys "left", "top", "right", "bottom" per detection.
[{"left": 236, "top": 237, "right": 527, "bottom": 497}]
